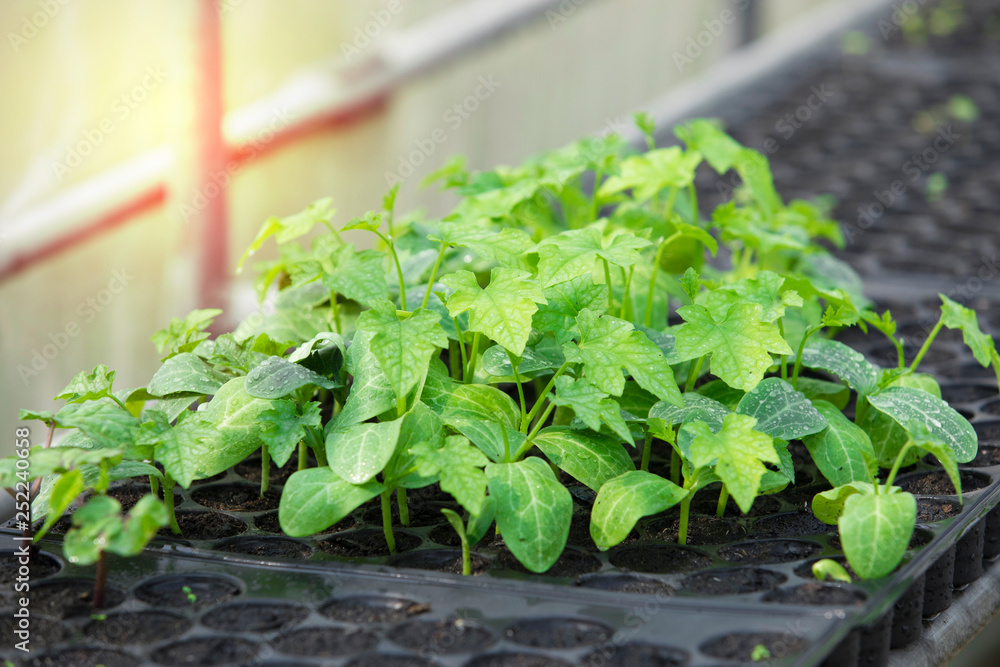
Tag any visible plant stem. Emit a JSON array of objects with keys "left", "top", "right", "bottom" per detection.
[
  {"left": 678, "top": 494, "right": 692, "bottom": 546},
  {"left": 397, "top": 396, "right": 407, "bottom": 418},
  {"left": 148, "top": 475, "right": 159, "bottom": 499},
  {"left": 684, "top": 356, "right": 705, "bottom": 393},
  {"left": 884, "top": 442, "right": 916, "bottom": 490},
  {"left": 688, "top": 183, "right": 699, "bottom": 223},
  {"left": 641, "top": 432, "right": 653, "bottom": 472},
  {"left": 662, "top": 186, "right": 679, "bottom": 219},
  {"left": 778, "top": 320, "right": 788, "bottom": 381},
  {"left": 464, "top": 332, "right": 481, "bottom": 384},
  {"left": 644, "top": 229, "right": 683, "bottom": 328},
  {"left": 505, "top": 349, "right": 528, "bottom": 427},
  {"left": 422, "top": 242, "right": 449, "bottom": 310},
  {"left": 397, "top": 488, "right": 410, "bottom": 527},
  {"left": 501, "top": 426, "right": 511, "bottom": 463},
  {"left": 603, "top": 259, "right": 614, "bottom": 313},
  {"left": 670, "top": 449, "right": 681, "bottom": 486},
  {"left": 716, "top": 485, "right": 729, "bottom": 518},
  {"left": 523, "top": 362, "right": 571, "bottom": 432},
  {"left": 854, "top": 394, "right": 869, "bottom": 426},
  {"left": 791, "top": 325, "right": 822, "bottom": 389},
  {"left": 163, "top": 473, "right": 181, "bottom": 535},
  {"left": 909, "top": 317, "right": 944, "bottom": 372},
  {"left": 525, "top": 402, "right": 557, "bottom": 443},
  {"left": 452, "top": 317, "right": 468, "bottom": 382},
  {"left": 620, "top": 266, "right": 634, "bottom": 320},
  {"left": 329, "top": 291, "right": 342, "bottom": 334},
  {"left": 459, "top": 529, "right": 471, "bottom": 576},
  {"left": 449, "top": 340, "right": 461, "bottom": 380},
  {"left": 298, "top": 442, "right": 308, "bottom": 471},
  {"left": 380, "top": 489, "right": 397, "bottom": 554},
  {"left": 375, "top": 230, "right": 407, "bottom": 311},
  {"left": 93, "top": 551, "right": 107, "bottom": 609},
  {"left": 260, "top": 444, "right": 270, "bottom": 497}
]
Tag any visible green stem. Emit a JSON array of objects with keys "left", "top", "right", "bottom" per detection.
[
  {"left": 330, "top": 291, "right": 342, "bottom": 334},
  {"left": 678, "top": 493, "right": 692, "bottom": 546},
  {"left": 909, "top": 317, "right": 944, "bottom": 372},
  {"left": 464, "top": 332, "right": 481, "bottom": 384},
  {"left": 501, "top": 426, "right": 511, "bottom": 463},
  {"left": 525, "top": 402, "right": 556, "bottom": 443},
  {"left": 523, "top": 362, "right": 571, "bottom": 432},
  {"left": 641, "top": 432, "right": 653, "bottom": 472},
  {"left": 662, "top": 186, "right": 679, "bottom": 219},
  {"left": 421, "top": 243, "right": 449, "bottom": 310},
  {"left": 148, "top": 475, "right": 159, "bottom": 499},
  {"left": 163, "top": 473, "right": 181, "bottom": 535},
  {"left": 322, "top": 220, "right": 345, "bottom": 244},
  {"left": 603, "top": 259, "right": 614, "bottom": 313},
  {"left": 452, "top": 317, "right": 468, "bottom": 382},
  {"left": 449, "top": 340, "right": 461, "bottom": 380},
  {"left": 397, "top": 396, "right": 407, "bottom": 418},
  {"left": 620, "top": 266, "right": 634, "bottom": 320},
  {"left": 380, "top": 489, "right": 397, "bottom": 554},
  {"left": 791, "top": 325, "right": 822, "bottom": 389},
  {"left": 884, "top": 441, "right": 916, "bottom": 489},
  {"left": 854, "top": 394, "right": 869, "bottom": 426},
  {"left": 506, "top": 349, "right": 528, "bottom": 427},
  {"left": 375, "top": 230, "right": 407, "bottom": 311},
  {"left": 688, "top": 183, "right": 699, "bottom": 224},
  {"left": 260, "top": 443, "right": 270, "bottom": 497},
  {"left": 716, "top": 485, "right": 729, "bottom": 518},
  {"left": 684, "top": 356, "right": 705, "bottom": 393},
  {"left": 644, "top": 229, "right": 683, "bottom": 327},
  {"left": 778, "top": 320, "right": 788, "bottom": 381},
  {"left": 397, "top": 488, "right": 410, "bottom": 527},
  {"left": 298, "top": 441, "right": 308, "bottom": 471},
  {"left": 459, "top": 528, "right": 471, "bottom": 575}
]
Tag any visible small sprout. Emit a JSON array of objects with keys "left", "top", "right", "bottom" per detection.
[
  {"left": 90, "top": 613, "right": 107, "bottom": 621},
  {"left": 947, "top": 95, "right": 979, "bottom": 122},
  {"left": 182, "top": 585, "right": 197, "bottom": 603},
  {"left": 842, "top": 30, "right": 872, "bottom": 56},
  {"left": 812, "top": 559, "right": 853, "bottom": 583},
  {"left": 926, "top": 173, "right": 948, "bottom": 202},
  {"left": 751, "top": 644, "right": 772, "bottom": 662}
]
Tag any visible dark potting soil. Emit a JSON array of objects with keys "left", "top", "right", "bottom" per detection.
[
  {"left": 680, "top": 567, "right": 787, "bottom": 595},
  {"left": 32, "top": 578, "right": 125, "bottom": 618},
  {"left": 917, "top": 498, "right": 964, "bottom": 522},
  {"left": 503, "top": 617, "right": 613, "bottom": 649},
  {"left": 964, "top": 445, "right": 1000, "bottom": 467},
  {"left": 389, "top": 618, "right": 498, "bottom": 654},
  {"left": 491, "top": 544, "right": 601, "bottom": 577},
  {"left": 134, "top": 573, "right": 242, "bottom": 609},
  {"left": 763, "top": 582, "right": 867, "bottom": 606},
  {"left": 83, "top": 610, "right": 192, "bottom": 645},
  {"left": 699, "top": 631, "right": 807, "bottom": 662},
  {"left": 107, "top": 482, "right": 183, "bottom": 512},
  {"left": 319, "top": 594, "right": 430, "bottom": 625},
  {"left": 190, "top": 483, "right": 281, "bottom": 512},
  {"left": 319, "top": 529, "right": 422, "bottom": 558},
  {"left": 234, "top": 455, "right": 307, "bottom": 484},
  {"left": 465, "top": 653, "right": 571, "bottom": 667},
  {"left": 581, "top": 642, "right": 689, "bottom": 667},
  {"left": 271, "top": 626, "right": 379, "bottom": 657},
  {"left": 159, "top": 509, "right": 246, "bottom": 541},
  {"left": 22, "top": 647, "right": 140, "bottom": 667},
  {"left": 202, "top": 601, "right": 309, "bottom": 633},
  {"left": 344, "top": 654, "right": 440, "bottom": 667},
  {"left": 213, "top": 535, "right": 314, "bottom": 559},
  {"left": 574, "top": 573, "right": 676, "bottom": 596},
  {"left": 607, "top": 544, "right": 711, "bottom": 574},
  {"left": 689, "top": 492, "right": 784, "bottom": 518},
  {"left": 751, "top": 512, "right": 834, "bottom": 539},
  {"left": 149, "top": 636, "right": 261, "bottom": 666},
  {"left": 974, "top": 421, "right": 1000, "bottom": 445},
  {"left": 388, "top": 548, "right": 489, "bottom": 575},
  {"left": 0, "top": 550, "right": 60, "bottom": 585},
  {"left": 427, "top": 522, "right": 495, "bottom": 547},
  {"left": 648, "top": 515, "right": 746, "bottom": 545},
  {"left": 358, "top": 502, "right": 452, "bottom": 528},
  {"left": 255, "top": 509, "right": 354, "bottom": 535},
  {"left": 717, "top": 539, "right": 822, "bottom": 566},
  {"left": 897, "top": 469, "right": 991, "bottom": 495},
  {"left": 0, "top": 614, "right": 71, "bottom": 650}
]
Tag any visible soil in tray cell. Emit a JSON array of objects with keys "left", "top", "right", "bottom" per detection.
[
  {"left": 22, "top": 647, "right": 141, "bottom": 667},
  {"left": 0, "top": 550, "right": 60, "bottom": 585},
  {"left": 271, "top": 626, "right": 380, "bottom": 657},
  {"left": 916, "top": 498, "right": 964, "bottom": 523},
  {"left": 428, "top": 522, "right": 495, "bottom": 547},
  {"left": 574, "top": 573, "right": 676, "bottom": 596},
  {"left": 388, "top": 548, "right": 489, "bottom": 575},
  {"left": 647, "top": 515, "right": 746, "bottom": 545},
  {"left": 718, "top": 539, "right": 822, "bottom": 565},
  {"left": 490, "top": 544, "right": 601, "bottom": 577},
  {"left": 465, "top": 654, "right": 572, "bottom": 667},
  {"left": 581, "top": 642, "right": 689, "bottom": 667},
  {"left": 973, "top": 420, "right": 1000, "bottom": 445},
  {"left": 83, "top": 610, "right": 191, "bottom": 645},
  {"left": 763, "top": 582, "right": 867, "bottom": 606},
  {"left": 345, "top": 655, "right": 441, "bottom": 667},
  {"left": 32, "top": 578, "right": 125, "bottom": 618},
  {"left": 201, "top": 601, "right": 309, "bottom": 633},
  {"left": 108, "top": 481, "right": 184, "bottom": 512},
  {"left": 159, "top": 509, "right": 246, "bottom": 541},
  {"left": 607, "top": 544, "right": 711, "bottom": 574},
  {"left": 320, "top": 594, "right": 430, "bottom": 625},
  {"left": 681, "top": 567, "right": 787, "bottom": 595},
  {"left": 234, "top": 454, "right": 311, "bottom": 484},
  {"left": 319, "top": 529, "right": 422, "bottom": 558},
  {"left": 358, "top": 502, "right": 453, "bottom": 528},
  {"left": 255, "top": 509, "right": 354, "bottom": 535},
  {"left": 213, "top": 535, "right": 314, "bottom": 559},
  {"left": 389, "top": 617, "right": 499, "bottom": 655},
  {"left": 134, "top": 573, "right": 242, "bottom": 609},
  {"left": 897, "top": 469, "right": 992, "bottom": 495},
  {"left": 963, "top": 445, "right": 1000, "bottom": 468},
  {"left": 503, "top": 617, "right": 613, "bottom": 649},
  {"left": 689, "top": 492, "right": 784, "bottom": 518},
  {"left": 0, "top": 614, "right": 71, "bottom": 651},
  {"left": 700, "top": 631, "right": 808, "bottom": 662},
  {"left": 750, "top": 512, "right": 835, "bottom": 539},
  {"left": 190, "top": 483, "right": 280, "bottom": 512},
  {"left": 150, "top": 636, "right": 262, "bottom": 666}
]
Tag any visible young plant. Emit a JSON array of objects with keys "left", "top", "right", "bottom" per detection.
[{"left": 440, "top": 501, "right": 496, "bottom": 575}]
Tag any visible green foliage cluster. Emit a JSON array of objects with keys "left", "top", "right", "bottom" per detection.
[{"left": 8, "top": 116, "right": 998, "bottom": 581}]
